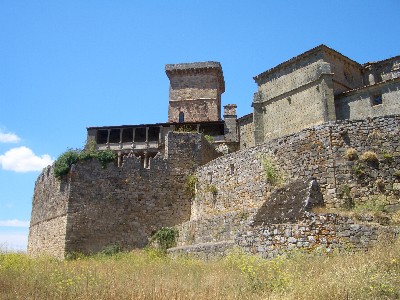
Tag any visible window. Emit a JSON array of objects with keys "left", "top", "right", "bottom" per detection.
[
  {"left": 179, "top": 112, "right": 184, "bottom": 123},
  {"left": 96, "top": 130, "right": 108, "bottom": 144},
  {"left": 372, "top": 94, "right": 382, "bottom": 106}
]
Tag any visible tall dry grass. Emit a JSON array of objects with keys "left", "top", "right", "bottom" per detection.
[{"left": 1, "top": 240, "right": 399, "bottom": 300}]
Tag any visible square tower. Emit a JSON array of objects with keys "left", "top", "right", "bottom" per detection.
[{"left": 165, "top": 62, "right": 225, "bottom": 123}]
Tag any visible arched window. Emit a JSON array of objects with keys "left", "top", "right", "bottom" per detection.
[{"left": 179, "top": 112, "right": 184, "bottom": 123}]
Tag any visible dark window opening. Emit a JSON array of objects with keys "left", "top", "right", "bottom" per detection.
[
  {"left": 109, "top": 129, "right": 121, "bottom": 143},
  {"left": 96, "top": 130, "right": 108, "bottom": 144},
  {"left": 199, "top": 123, "right": 224, "bottom": 136},
  {"left": 179, "top": 112, "right": 184, "bottom": 123},
  {"left": 122, "top": 128, "right": 133, "bottom": 143},
  {"left": 148, "top": 127, "right": 160, "bottom": 142},
  {"left": 372, "top": 94, "right": 382, "bottom": 106},
  {"left": 134, "top": 127, "right": 146, "bottom": 142}
]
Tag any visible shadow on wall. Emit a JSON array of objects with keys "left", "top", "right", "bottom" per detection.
[
  {"left": 335, "top": 101, "right": 351, "bottom": 120},
  {"left": 252, "top": 178, "right": 324, "bottom": 226}
]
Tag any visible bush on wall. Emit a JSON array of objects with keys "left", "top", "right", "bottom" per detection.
[{"left": 53, "top": 146, "right": 117, "bottom": 179}]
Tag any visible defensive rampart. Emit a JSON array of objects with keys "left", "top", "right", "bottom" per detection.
[
  {"left": 28, "top": 132, "right": 219, "bottom": 258},
  {"left": 172, "top": 115, "right": 400, "bottom": 257},
  {"left": 192, "top": 114, "right": 400, "bottom": 217}
]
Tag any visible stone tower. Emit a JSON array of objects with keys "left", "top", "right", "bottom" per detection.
[{"left": 165, "top": 62, "right": 225, "bottom": 123}]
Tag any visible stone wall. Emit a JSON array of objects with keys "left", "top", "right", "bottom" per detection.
[
  {"left": 365, "top": 56, "right": 400, "bottom": 84},
  {"left": 235, "top": 212, "right": 395, "bottom": 259},
  {"left": 28, "top": 132, "right": 219, "bottom": 257},
  {"left": 28, "top": 166, "right": 70, "bottom": 258},
  {"left": 324, "top": 50, "right": 363, "bottom": 94},
  {"left": 238, "top": 113, "right": 254, "bottom": 149},
  {"left": 335, "top": 79, "right": 400, "bottom": 120},
  {"left": 191, "top": 115, "right": 400, "bottom": 221},
  {"left": 170, "top": 213, "right": 398, "bottom": 260},
  {"left": 168, "top": 98, "right": 221, "bottom": 123},
  {"left": 176, "top": 209, "right": 256, "bottom": 247},
  {"left": 253, "top": 60, "right": 336, "bottom": 143}
]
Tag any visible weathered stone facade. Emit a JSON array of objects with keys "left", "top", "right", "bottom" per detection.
[
  {"left": 28, "top": 133, "right": 219, "bottom": 258},
  {"left": 252, "top": 45, "right": 400, "bottom": 144},
  {"left": 29, "top": 48, "right": 400, "bottom": 259},
  {"left": 169, "top": 115, "right": 400, "bottom": 258},
  {"left": 191, "top": 115, "right": 400, "bottom": 215},
  {"left": 238, "top": 113, "right": 254, "bottom": 149},
  {"left": 166, "top": 62, "right": 225, "bottom": 123}
]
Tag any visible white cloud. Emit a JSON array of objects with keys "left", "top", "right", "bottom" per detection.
[
  {"left": 0, "top": 130, "right": 21, "bottom": 143},
  {"left": 0, "top": 146, "right": 53, "bottom": 172},
  {"left": 0, "top": 233, "right": 28, "bottom": 251},
  {"left": 0, "top": 219, "right": 30, "bottom": 228}
]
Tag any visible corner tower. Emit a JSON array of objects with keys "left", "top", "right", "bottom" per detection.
[{"left": 166, "top": 62, "right": 225, "bottom": 123}]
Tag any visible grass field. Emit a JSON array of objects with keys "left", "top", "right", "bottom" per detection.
[{"left": 1, "top": 239, "right": 400, "bottom": 300}]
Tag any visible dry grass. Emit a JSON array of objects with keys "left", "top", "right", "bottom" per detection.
[
  {"left": 345, "top": 148, "right": 358, "bottom": 161},
  {"left": 360, "top": 151, "right": 379, "bottom": 163},
  {"left": 1, "top": 241, "right": 400, "bottom": 300}
]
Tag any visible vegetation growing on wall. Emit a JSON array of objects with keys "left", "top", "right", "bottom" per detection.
[
  {"left": 360, "top": 151, "right": 379, "bottom": 163},
  {"left": 204, "top": 134, "right": 215, "bottom": 143},
  {"left": 185, "top": 174, "right": 198, "bottom": 198},
  {"left": 205, "top": 184, "right": 218, "bottom": 196},
  {"left": 345, "top": 148, "right": 358, "bottom": 161},
  {"left": 53, "top": 144, "right": 117, "bottom": 178},
  {"left": 149, "top": 227, "right": 178, "bottom": 252},
  {"left": 259, "top": 154, "right": 282, "bottom": 186}
]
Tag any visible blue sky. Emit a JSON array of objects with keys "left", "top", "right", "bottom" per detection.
[{"left": 1, "top": 0, "right": 399, "bottom": 251}]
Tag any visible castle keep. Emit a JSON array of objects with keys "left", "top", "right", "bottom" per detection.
[{"left": 28, "top": 45, "right": 400, "bottom": 258}]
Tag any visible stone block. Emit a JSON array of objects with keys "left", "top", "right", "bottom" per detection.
[{"left": 252, "top": 178, "right": 323, "bottom": 226}]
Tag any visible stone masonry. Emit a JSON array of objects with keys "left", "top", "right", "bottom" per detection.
[
  {"left": 166, "top": 62, "right": 225, "bottom": 123},
  {"left": 28, "top": 133, "right": 219, "bottom": 258},
  {"left": 29, "top": 46, "right": 400, "bottom": 259}
]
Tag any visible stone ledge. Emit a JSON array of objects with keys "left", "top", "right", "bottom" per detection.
[{"left": 168, "top": 241, "right": 235, "bottom": 259}]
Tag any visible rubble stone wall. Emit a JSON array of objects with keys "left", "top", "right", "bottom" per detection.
[
  {"left": 235, "top": 213, "right": 396, "bottom": 259},
  {"left": 28, "top": 132, "right": 219, "bottom": 256},
  {"left": 192, "top": 115, "right": 400, "bottom": 220},
  {"left": 27, "top": 166, "right": 70, "bottom": 258}
]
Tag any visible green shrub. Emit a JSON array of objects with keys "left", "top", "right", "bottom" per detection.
[
  {"left": 99, "top": 244, "right": 121, "bottom": 256},
  {"left": 206, "top": 184, "right": 218, "bottom": 196},
  {"left": 260, "top": 154, "right": 281, "bottom": 186},
  {"left": 185, "top": 174, "right": 198, "bottom": 198},
  {"left": 53, "top": 149, "right": 81, "bottom": 178},
  {"left": 53, "top": 148, "right": 117, "bottom": 179},
  {"left": 353, "top": 196, "right": 388, "bottom": 214},
  {"left": 204, "top": 135, "right": 214, "bottom": 143},
  {"left": 382, "top": 152, "right": 394, "bottom": 162},
  {"left": 150, "top": 227, "right": 178, "bottom": 252},
  {"left": 341, "top": 196, "right": 355, "bottom": 210},
  {"left": 338, "top": 184, "right": 351, "bottom": 199},
  {"left": 352, "top": 163, "right": 365, "bottom": 178},
  {"left": 94, "top": 150, "right": 117, "bottom": 168}
]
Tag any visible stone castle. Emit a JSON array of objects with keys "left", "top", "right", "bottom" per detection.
[{"left": 28, "top": 45, "right": 400, "bottom": 258}]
